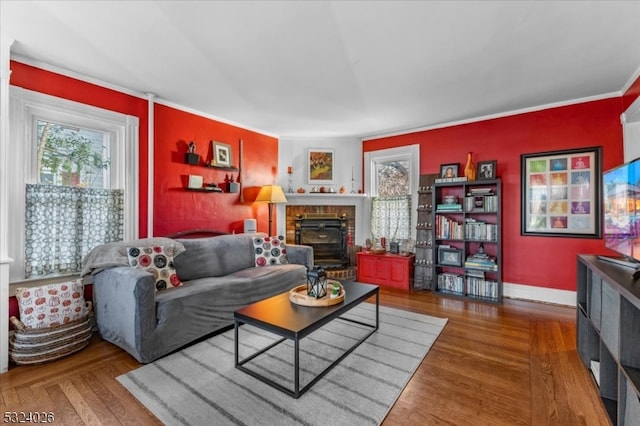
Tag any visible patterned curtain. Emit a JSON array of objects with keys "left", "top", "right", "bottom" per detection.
[
  {"left": 25, "top": 184, "right": 124, "bottom": 277},
  {"left": 370, "top": 195, "right": 412, "bottom": 242}
]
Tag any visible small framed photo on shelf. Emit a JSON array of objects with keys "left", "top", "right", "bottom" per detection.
[
  {"left": 438, "top": 247, "right": 462, "bottom": 266},
  {"left": 477, "top": 160, "right": 497, "bottom": 180},
  {"left": 187, "top": 175, "right": 204, "bottom": 189},
  {"left": 211, "top": 141, "right": 232, "bottom": 167},
  {"left": 440, "top": 163, "right": 459, "bottom": 179}
]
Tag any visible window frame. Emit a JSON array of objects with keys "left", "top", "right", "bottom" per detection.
[
  {"left": 8, "top": 86, "right": 139, "bottom": 283},
  {"left": 364, "top": 145, "right": 420, "bottom": 242}
]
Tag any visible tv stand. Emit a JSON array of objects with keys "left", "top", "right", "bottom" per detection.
[
  {"left": 577, "top": 255, "right": 640, "bottom": 424},
  {"left": 597, "top": 255, "right": 640, "bottom": 270}
]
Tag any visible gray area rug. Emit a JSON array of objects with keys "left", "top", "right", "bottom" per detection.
[{"left": 117, "top": 303, "right": 447, "bottom": 426}]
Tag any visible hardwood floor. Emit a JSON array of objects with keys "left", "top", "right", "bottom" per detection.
[{"left": 1, "top": 288, "right": 610, "bottom": 425}]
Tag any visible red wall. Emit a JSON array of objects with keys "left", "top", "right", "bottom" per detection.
[
  {"left": 9, "top": 61, "right": 280, "bottom": 238},
  {"left": 153, "top": 104, "right": 278, "bottom": 235},
  {"left": 364, "top": 98, "right": 625, "bottom": 292}
]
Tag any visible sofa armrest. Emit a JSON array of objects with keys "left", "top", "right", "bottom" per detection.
[
  {"left": 286, "top": 243, "right": 314, "bottom": 270},
  {"left": 92, "top": 266, "right": 157, "bottom": 362}
]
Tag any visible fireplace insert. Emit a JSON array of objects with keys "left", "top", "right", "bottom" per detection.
[{"left": 295, "top": 214, "right": 348, "bottom": 268}]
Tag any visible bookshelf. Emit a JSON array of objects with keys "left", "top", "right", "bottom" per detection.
[{"left": 432, "top": 178, "right": 502, "bottom": 303}]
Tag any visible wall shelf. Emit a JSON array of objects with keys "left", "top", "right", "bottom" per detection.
[
  {"left": 203, "top": 164, "right": 239, "bottom": 172},
  {"left": 285, "top": 193, "right": 367, "bottom": 198},
  {"left": 185, "top": 187, "right": 224, "bottom": 193}
]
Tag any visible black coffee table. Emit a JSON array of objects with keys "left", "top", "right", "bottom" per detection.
[{"left": 233, "top": 280, "right": 379, "bottom": 398}]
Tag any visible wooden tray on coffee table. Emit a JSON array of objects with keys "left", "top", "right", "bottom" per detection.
[{"left": 289, "top": 280, "right": 345, "bottom": 307}]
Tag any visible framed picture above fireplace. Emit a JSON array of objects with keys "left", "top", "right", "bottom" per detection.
[{"left": 308, "top": 148, "right": 335, "bottom": 184}]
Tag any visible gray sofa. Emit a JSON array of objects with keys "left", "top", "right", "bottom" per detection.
[{"left": 87, "top": 233, "right": 313, "bottom": 363}]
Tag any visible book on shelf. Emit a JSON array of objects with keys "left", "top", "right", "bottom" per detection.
[
  {"left": 435, "top": 215, "right": 464, "bottom": 239},
  {"left": 465, "top": 255, "right": 496, "bottom": 263},
  {"left": 436, "top": 204, "right": 462, "bottom": 211},
  {"left": 437, "top": 272, "right": 465, "bottom": 294},
  {"left": 464, "top": 195, "right": 498, "bottom": 212},
  {"left": 466, "top": 269, "right": 486, "bottom": 279},
  {"left": 464, "top": 254, "right": 497, "bottom": 271},
  {"left": 435, "top": 176, "right": 468, "bottom": 183},
  {"left": 469, "top": 187, "right": 493, "bottom": 194},
  {"left": 465, "top": 277, "right": 499, "bottom": 299},
  {"left": 466, "top": 192, "right": 494, "bottom": 197}
]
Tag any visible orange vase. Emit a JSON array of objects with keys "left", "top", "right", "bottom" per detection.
[{"left": 464, "top": 152, "right": 476, "bottom": 181}]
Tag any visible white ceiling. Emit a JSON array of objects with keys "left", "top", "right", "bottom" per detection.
[{"left": 2, "top": 1, "right": 640, "bottom": 139}]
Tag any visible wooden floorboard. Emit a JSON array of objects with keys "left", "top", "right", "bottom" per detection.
[{"left": 1, "top": 288, "right": 610, "bottom": 425}]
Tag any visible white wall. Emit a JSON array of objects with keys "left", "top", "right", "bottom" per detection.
[
  {"left": 277, "top": 136, "right": 367, "bottom": 242},
  {"left": 278, "top": 137, "right": 362, "bottom": 193},
  {"left": 622, "top": 95, "right": 640, "bottom": 162}
]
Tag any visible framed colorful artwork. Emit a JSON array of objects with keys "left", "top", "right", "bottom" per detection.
[
  {"left": 521, "top": 146, "right": 601, "bottom": 238},
  {"left": 307, "top": 148, "right": 334, "bottom": 184}
]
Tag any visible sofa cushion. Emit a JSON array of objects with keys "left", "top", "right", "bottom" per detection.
[
  {"left": 15, "top": 279, "right": 88, "bottom": 328},
  {"left": 253, "top": 235, "right": 288, "bottom": 266},
  {"left": 127, "top": 246, "right": 182, "bottom": 291},
  {"left": 173, "top": 233, "right": 259, "bottom": 281}
]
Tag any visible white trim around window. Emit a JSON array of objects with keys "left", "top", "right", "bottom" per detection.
[
  {"left": 364, "top": 144, "right": 420, "bottom": 241},
  {"left": 8, "top": 86, "right": 138, "bottom": 283}
]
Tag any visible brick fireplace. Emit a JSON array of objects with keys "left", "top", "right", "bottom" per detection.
[{"left": 279, "top": 193, "right": 367, "bottom": 279}]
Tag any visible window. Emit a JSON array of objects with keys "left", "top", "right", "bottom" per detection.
[
  {"left": 9, "top": 87, "right": 138, "bottom": 282},
  {"left": 25, "top": 119, "right": 122, "bottom": 277},
  {"left": 364, "top": 145, "right": 419, "bottom": 244},
  {"left": 371, "top": 160, "right": 412, "bottom": 241},
  {"left": 36, "top": 120, "right": 111, "bottom": 188}
]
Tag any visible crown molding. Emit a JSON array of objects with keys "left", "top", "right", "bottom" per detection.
[
  {"left": 155, "top": 98, "right": 278, "bottom": 139},
  {"left": 622, "top": 63, "right": 640, "bottom": 96},
  {"left": 9, "top": 55, "right": 278, "bottom": 139},
  {"left": 362, "top": 92, "right": 621, "bottom": 141}
]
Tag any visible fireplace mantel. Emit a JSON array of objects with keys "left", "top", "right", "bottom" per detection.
[{"left": 285, "top": 193, "right": 368, "bottom": 199}]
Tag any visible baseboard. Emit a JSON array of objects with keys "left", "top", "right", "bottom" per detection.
[{"left": 504, "top": 281, "right": 576, "bottom": 307}]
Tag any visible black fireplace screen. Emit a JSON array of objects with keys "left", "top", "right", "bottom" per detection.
[{"left": 295, "top": 214, "right": 348, "bottom": 268}]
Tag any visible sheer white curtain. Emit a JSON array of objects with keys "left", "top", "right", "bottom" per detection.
[
  {"left": 24, "top": 184, "right": 124, "bottom": 277},
  {"left": 370, "top": 195, "right": 412, "bottom": 241}
]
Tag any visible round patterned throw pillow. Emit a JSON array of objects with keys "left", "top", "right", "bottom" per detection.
[
  {"left": 252, "top": 235, "right": 289, "bottom": 267},
  {"left": 127, "top": 245, "right": 183, "bottom": 291}
]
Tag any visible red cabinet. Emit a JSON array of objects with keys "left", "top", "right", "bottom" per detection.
[{"left": 356, "top": 252, "right": 415, "bottom": 290}]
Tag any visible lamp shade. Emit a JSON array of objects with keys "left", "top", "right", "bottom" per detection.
[{"left": 256, "top": 185, "right": 288, "bottom": 204}]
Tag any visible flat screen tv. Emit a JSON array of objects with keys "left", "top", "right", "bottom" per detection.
[{"left": 603, "top": 157, "right": 640, "bottom": 266}]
